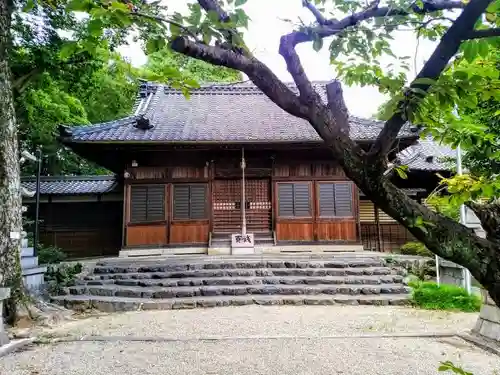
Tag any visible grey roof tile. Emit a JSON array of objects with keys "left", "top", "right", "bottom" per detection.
[
  {"left": 21, "top": 176, "right": 119, "bottom": 195},
  {"left": 68, "top": 82, "right": 418, "bottom": 143},
  {"left": 398, "top": 136, "right": 455, "bottom": 171}
]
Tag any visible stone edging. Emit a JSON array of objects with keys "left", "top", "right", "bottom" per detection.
[
  {"left": 0, "top": 338, "right": 35, "bottom": 358},
  {"left": 473, "top": 290, "right": 500, "bottom": 343}
]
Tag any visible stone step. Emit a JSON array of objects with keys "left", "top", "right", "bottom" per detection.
[
  {"left": 21, "top": 256, "right": 39, "bottom": 269},
  {"left": 80, "top": 274, "right": 404, "bottom": 287},
  {"left": 52, "top": 293, "right": 411, "bottom": 312},
  {"left": 21, "top": 247, "right": 34, "bottom": 258},
  {"left": 92, "top": 259, "right": 386, "bottom": 274},
  {"left": 85, "top": 266, "right": 397, "bottom": 281},
  {"left": 68, "top": 283, "right": 410, "bottom": 299}
]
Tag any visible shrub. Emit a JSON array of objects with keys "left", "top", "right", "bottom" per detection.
[
  {"left": 409, "top": 281, "right": 481, "bottom": 312},
  {"left": 45, "top": 263, "right": 83, "bottom": 295},
  {"left": 38, "top": 245, "right": 67, "bottom": 265},
  {"left": 399, "top": 241, "right": 433, "bottom": 257}
]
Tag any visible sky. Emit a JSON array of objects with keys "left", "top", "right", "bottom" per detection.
[{"left": 117, "top": 0, "right": 438, "bottom": 118}]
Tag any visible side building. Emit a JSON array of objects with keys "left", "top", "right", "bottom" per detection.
[{"left": 52, "top": 82, "right": 451, "bottom": 257}]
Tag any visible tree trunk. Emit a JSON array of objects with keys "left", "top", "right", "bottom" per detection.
[
  {"left": 0, "top": 0, "right": 24, "bottom": 323},
  {"left": 336, "top": 154, "right": 500, "bottom": 306}
]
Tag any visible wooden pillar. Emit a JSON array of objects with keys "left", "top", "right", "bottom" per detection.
[
  {"left": 121, "top": 184, "right": 128, "bottom": 249},
  {"left": 374, "top": 204, "right": 382, "bottom": 252}
]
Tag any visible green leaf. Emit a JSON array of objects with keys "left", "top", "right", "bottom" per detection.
[
  {"left": 235, "top": 0, "right": 248, "bottom": 6},
  {"left": 59, "top": 42, "right": 79, "bottom": 60},
  {"left": 462, "top": 41, "right": 478, "bottom": 63},
  {"left": 23, "top": 0, "right": 35, "bottom": 12},
  {"left": 146, "top": 38, "right": 166, "bottom": 54},
  {"left": 88, "top": 19, "right": 104, "bottom": 37},
  {"left": 412, "top": 77, "right": 436, "bottom": 86},
  {"left": 110, "top": 1, "right": 129, "bottom": 12},
  {"left": 395, "top": 166, "right": 408, "bottom": 179},
  {"left": 313, "top": 35, "right": 323, "bottom": 52},
  {"left": 66, "top": 0, "right": 90, "bottom": 11},
  {"left": 477, "top": 40, "right": 489, "bottom": 57}
]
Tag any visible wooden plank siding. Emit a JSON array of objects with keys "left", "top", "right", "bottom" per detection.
[
  {"left": 30, "top": 201, "right": 122, "bottom": 259},
  {"left": 359, "top": 199, "right": 415, "bottom": 251},
  {"left": 272, "top": 160, "right": 359, "bottom": 243},
  {"left": 123, "top": 155, "right": 362, "bottom": 248},
  {"left": 124, "top": 164, "right": 212, "bottom": 247}
]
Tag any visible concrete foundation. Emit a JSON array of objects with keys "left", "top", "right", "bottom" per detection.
[
  {"left": 473, "top": 290, "right": 500, "bottom": 342},
  {"left": 121, "top": 244, "right": 364, "bottom": 257}
]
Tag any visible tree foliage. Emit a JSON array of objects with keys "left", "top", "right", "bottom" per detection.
[
  {"left": 11, "top": 0, "right": 242, "bottom": 176},
  {"left": 142, "top": 46, "right": 242, "bottom": 86}
]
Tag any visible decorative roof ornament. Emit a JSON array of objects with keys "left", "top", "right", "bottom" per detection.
[{"left": 134, "top": 115, "right": 153, "bottom": 130}]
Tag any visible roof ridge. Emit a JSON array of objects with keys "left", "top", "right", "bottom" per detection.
[{"left": 21, "top": 175, "right": 116, "bottom": 182}]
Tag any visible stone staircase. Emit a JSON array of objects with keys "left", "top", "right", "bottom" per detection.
[
  {"left": 21, "top": 246, "right": 47, "bottom": 294},
  {"left": 52, "top": 256, "right": 411, "bottom": 312}
]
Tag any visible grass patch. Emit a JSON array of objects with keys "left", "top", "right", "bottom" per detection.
[{"left": 409, "top": 281, "right": 481, "bottom": 312}]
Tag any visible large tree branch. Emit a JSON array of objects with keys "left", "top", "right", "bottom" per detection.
[
  {"left": 463, "top": 28, "right": 500, "bottom": 40},
  {"left": 284, "top": 0, "right": 465, "bottom": 47},
  {"left": 171, "top": 37, "right": 311, "bottom": 120},
  {"left": 368, "top": 0, "right": 494, "bottom": 159},
  {"left": 198, "top": 0, "right": 230, "bottom": 21},
  {"left": 302, "top": 0, "right": 329, "bottom": 25},
  {"left": 279, "top": 35, "right": 318, "bottom": 103}
]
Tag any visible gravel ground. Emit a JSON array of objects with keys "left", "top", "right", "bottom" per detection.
[
  {"left": 48, "top": 305, "right": 478, "bottom": 338},
  {"left": 2, "top": 337, "right": 499, "bottom": 375},
  {"left": 2, "top": 306, "right": 499, "bottom": 374}
]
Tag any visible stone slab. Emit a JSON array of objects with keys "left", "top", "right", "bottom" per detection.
[
  {"left": 478, "top": 320, "right": 500, "bottom": 341},
  {"left": 0, "top": 288, "right": 10, "bottom": 300},
  {"left": 0, "top": 338, "right": 34, "bottom": 358},
  {"left": 207, "top": 247, "right": 231, "bottom": 255},
  {"left": 231, "top": 233, "right": 255, "bottom": 249},
  {"left": 480, "top": 304, "right": 500, "bottom": 323},
  {"left": 52, "top": 293, "right": 411, "bottom": 312}
]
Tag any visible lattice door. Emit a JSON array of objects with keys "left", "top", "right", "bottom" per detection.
[
  {"left": 212, "top": 180, "right": 242, "bottom": 233},
  {"left": 245, "top": 179, "right": 272, "bottom": 233},
  {"left": 212, "top": 179, "right": 272, "bottom": 233}
]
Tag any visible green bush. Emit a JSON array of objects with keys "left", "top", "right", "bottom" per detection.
[
  {"left": 399, "top": 241, "right": 433, "bottom": 257},
  {"left": 45, "top": 263, "right": 83, "bottom": 295},
  {"left": 38, "top": 245, "right": 67, "bottom": 265},
  {"left": 409, "top": 281, "right": 481, "bottom": 312}
]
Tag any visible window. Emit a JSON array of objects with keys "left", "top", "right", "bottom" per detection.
[
  {"left": 318, "top": 182, "right": 353, "bottom": 217},
  {"left": 173, "top": 184, "right": 208, "bottom": 220},
  {"left": 277, "top": 183, "right": 311, "bottom": 217},
  {"left": 130, "top": 185, "right": 165, "bottom": 223}
]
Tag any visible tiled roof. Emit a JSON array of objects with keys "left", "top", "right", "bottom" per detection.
[
  {"left": 65, "top": 82, "right": 418, "bottom": 143},
  {"left": 398, "top": 136, "right": 455, "bottom": 171},
  {"left": 21, "top": 176, "right": 119, "bottom": 195}
]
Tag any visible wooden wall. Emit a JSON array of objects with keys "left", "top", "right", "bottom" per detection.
[
  {"left": 359, "top": 199, "right": 415, "bottom": 252},
  {"left": 124, "top": 165, "right": 210, "bottom": 248},
  {"left": 273, "top": 160, "right": 359, "bottom": 243},
  {"left": 29, "top": 201, "right": 122, "bottom": 259},
  {"left": 123, "top": 153, "right": 362, "bottom": 247}
]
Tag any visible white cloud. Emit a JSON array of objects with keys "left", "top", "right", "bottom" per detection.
[{"left": 117, "top": 0, "right": 439, "bottom": 118}]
